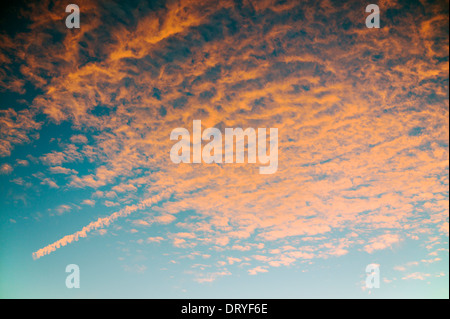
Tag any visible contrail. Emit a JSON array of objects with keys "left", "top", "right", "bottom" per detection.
[{"left": 32, "top": 189, "right": 172, "bottom": 259}]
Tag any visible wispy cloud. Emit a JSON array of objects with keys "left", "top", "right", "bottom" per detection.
[{"left": 32, "top": 189, "right": 172, "bottom": 259}]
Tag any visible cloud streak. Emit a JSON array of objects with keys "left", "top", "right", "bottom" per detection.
[{"left": 32, "top": 189, "right": 172, "bottom": 259}]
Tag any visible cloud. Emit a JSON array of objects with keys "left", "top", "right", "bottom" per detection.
[
  {"left": 0, "top": 109, "right": 41, "bottom": 157},
  {"left": 173, "top": 238, "right": 187, "bottom": 247},
  {"left": 123, "top": 264, "right": 147, "bottom": 274},
  {"left": 40, "top": 178, "right": 59, "bottom": 189},
  {"left": 248, "top": 266, "right": 269, "bottom": 275},
  {"left": 40, "top": 145, "right": 83, "bottom": 166},
  {"left": 104, "top": 200, "right": 119, "bottom": 207},
  {"left": 32, "top": 189, "right": 172, "bottom": 259},
  {"left": 16, "top": 159, "right": 29, "bottom": 166},
  {"left": 55, "top": 204, "right": 71, "bottom": 215},
  {"left": 402, "top": 272, "right": 432, "bottom": 281},
  {"left": 0, "top": 163, "right": 13, "bottom": 175},
  {"left": 147, "top": 236, "right": 164, "bottom": 243},
  {"left": 49, "top": 166, "right": 78, "bottom": 175},
  {"left": 364, "top": 234, "right": 401, "bottom": 254},
  {"left": 439, "top": 222, "right": 449, "bottom": 235},
  {"left": 227, "top": 257, "right": 241, "bottom": 265},
  {"left": 153, "top": 214, "right": 176, "bottom": 224},
  {"left": 81, "top": 199, "right": 96, "bottom": 206},
  {"left": 133, "top": 219, "right": 150, "bottom": 226},
  {"left": 231, "top": 245, "right": 252, "bottom": 251},
  {"left": 193, "top": 270, "right": 231, "bottom": 283},
  {"left": 70, "top": 135, "right": 88, "bottom": 144}
]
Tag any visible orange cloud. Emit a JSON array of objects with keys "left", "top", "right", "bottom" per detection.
[{"left": 0, "top": 0, "right": 446, "bottom": 280}]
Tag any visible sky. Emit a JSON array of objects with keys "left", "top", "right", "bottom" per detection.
[{"left": 0, "top": 0, "right": 448, "bottom": 298}]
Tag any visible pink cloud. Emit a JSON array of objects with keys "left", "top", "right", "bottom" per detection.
[
  {"left": 0, "top": 163, "right": 13, "bottom": 175},
  {"left": 364, "top": 234, "right": 402, "bottom": 254},
  {"left": 147, "top": 236, "right": 164, "bottom": 243},
  {"left": 248, "top": 266, "right": 269, "bottom": 275},
  {"left": 81, "top": 199, "right": 96, "bottom": 206},
  {"left": 154, "top": 214, "right": 176, "bottom": 224}
]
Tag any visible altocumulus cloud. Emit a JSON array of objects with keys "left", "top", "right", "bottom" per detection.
[{"left": 0, "top": 0, "right": 448, "bottom": 283}]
